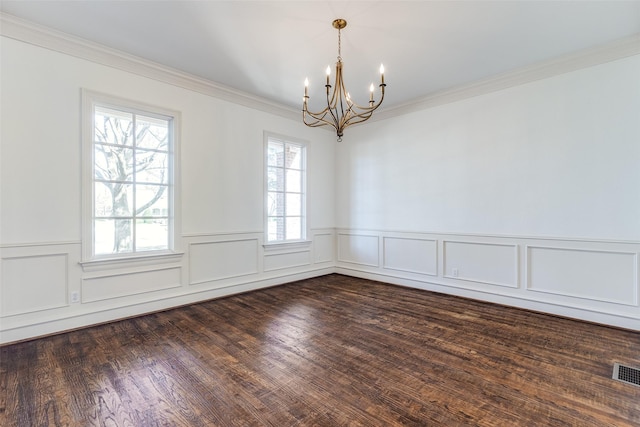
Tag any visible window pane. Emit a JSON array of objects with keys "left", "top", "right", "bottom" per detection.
[
  {"left": 136, "top": 116, "right": 169, "bottom": 150},
  {"left": 136, "top": 219, "right": 168, "bottom": 251},
  {"left": 267, "top": 192, "right": 284, "bottom": 216},
  {"left": 96, "top": 183, "right": 133, "bottom": 217},
  {"left": 94, "top": 182, "right": 114, "bottom": 217},
  {"left": 267, "top": 217, "right": 284, "bottom": 242},
  {"left": 267, "top": 142, "right": 284, "bottom": 167},
  {"left": 89, "top": 97, "right": 176, "bottom": 259},
  {"left": 285, "top": 144, "right": 302, "bottom": 170},
  {"left": 95, "top": 144, "right": 133, "bottom": 182},
  {"left": 265, "top": 136, "right": 305, "bottom": 243},
  {"left": 95, "top": 219, "right": 132, "bottom": 255},
  {"left": 286, "top": 169, "right": 301, "bottom": 193},
  {"left": 286, "top": 193, "right": 301, "bottom": 216},
  {"left": 95, "top": 107, "right": 133, "bottom": 145},
  {"left": 136, "top": 150, "right": 168, "bottom": 184},
  {"left": 285, "top": 217, "right": 301, "bottom": 240},
  {"left": 136, "top": 185, "right": 168, "bottom": 217},
  {"left": 267, "top": 167, "right": 284, "bottom": 191}
]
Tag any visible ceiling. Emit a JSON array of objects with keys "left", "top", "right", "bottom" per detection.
[{"left": 2, "top": 1, "right": 640, "bottom": 111}]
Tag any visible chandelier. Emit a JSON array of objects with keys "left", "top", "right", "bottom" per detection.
[{"left": 302, "top": 19, "right": 386, "bottom": 141}]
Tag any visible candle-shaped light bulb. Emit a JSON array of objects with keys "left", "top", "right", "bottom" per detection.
[
  {"left": 326, "top": 66, "right": 331, "bottom": 86},
  {"left": 380, "top": 64, "right": 385, "bottom": 85},
  {"left": 370, "top": 83, "right": 374, "bottom": 102},
  {"left": 304, "top": 78, "right": 309, "bottom": 96}
]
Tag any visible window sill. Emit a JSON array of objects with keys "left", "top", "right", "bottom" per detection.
[
  {"left": 263, "top": 240, "right": 312, "bottom": 252},
  {"left": 79, "top": 251, "right": 184, "bottom": 272}
]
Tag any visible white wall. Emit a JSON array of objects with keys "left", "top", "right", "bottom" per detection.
[
  {"left": 335, "top": 54, "right": 640, "bottom": 329},
  {"left": 2, "top": 17, "right": 639, "bottom": 343},
  {"left": 0, "top": 33, "right": 336, "bottom": 344}
]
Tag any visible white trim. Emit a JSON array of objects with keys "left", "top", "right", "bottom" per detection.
[
  {"left": 2, "top": 13, "right": 638, "bottom": 124},
  {"left": 263, "top": 240, "right": 312, "bottom": 252},
  {"left": 79, "top": 251, "right": 184, "bottom": 273},
  {"left": 0, "top": 241, "right": 82, "bottom": 249},
  {"left": 0, "top": 253, "right": 70, "bottom": 317},
  {"left": 335, "top": 228, "right": 640, "bottom": 245},
  {"left": 0, "top": 12, "right": 299, "bottom": 121},
  {"left": 335, "top": 267, "right": 640, "bottom": 331},
  {"left": 372, "top": 34, "right": 640, "bottom": 122},
  {"left": 525, "top": 245, "right": 639, "bottom": 306},
  {"left": 0, "top": 267, "right": 335, "bottom": 345}
]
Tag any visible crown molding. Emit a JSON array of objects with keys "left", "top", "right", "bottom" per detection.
[
  {"left": 0, "top": 12, "right": 300, "bottom": 121},
  {"left": 373, "top": 33, "right": 640, "bottom": 122},
  {"left": 2, "top": 12, "right": 639, "bottom": 124}
]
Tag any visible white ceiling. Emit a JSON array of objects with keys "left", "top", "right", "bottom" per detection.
[{"left": 2, "top": 1, "right": 640, "bottom": 111}]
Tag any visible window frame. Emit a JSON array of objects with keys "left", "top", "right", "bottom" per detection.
[
  {"left": 81, "top": 90, "right": 182, "bottom": 267},
  {"left": 263, "top": 132, "right": 309, "bottom": 248}
]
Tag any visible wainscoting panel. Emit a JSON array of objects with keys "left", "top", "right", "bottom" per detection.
[
  {"left": 443, "top": 240, "right": 518, "bottom": 288},
  {"left": 527, "top": 246, "right": 638, "bottom": 305},
  {"left": 383, "top": 237, "right": 437, "bottom": 276},
  {"left": 264, "top": 250, "right": 311, "bottom": 272},
  {"left": 314, "top": 233, "right": 334, "bottom": 264},
  {"left": 82, "top": 267, "right": 182, "bottom": 303},
  {"left": 3, "top": 231, "right": 639, "bottom": 343},
  {"left": 336, "top": 229, "right": 640, "bottom": 329},
  {"left": 189, "top": 238, "right": 259, "bottom": 285},
  {"left": 1, "top": 253, "right": 68, "bottom": 317},
  {"left": 337, "top": 233, "right": 379, "bottom": 267}
]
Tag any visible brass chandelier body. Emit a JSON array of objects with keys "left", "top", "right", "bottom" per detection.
[{"left": 303, "top": 19, "right": 386, "bottom": 141}]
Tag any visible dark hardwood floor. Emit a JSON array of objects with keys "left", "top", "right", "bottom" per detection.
[{"left": 1, "top": 274, "right": 639, "bottom": 426}]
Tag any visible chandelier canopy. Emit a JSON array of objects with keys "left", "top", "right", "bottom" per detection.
[{"left": 302, "top": 19, "right": 386, "bottom": 141}]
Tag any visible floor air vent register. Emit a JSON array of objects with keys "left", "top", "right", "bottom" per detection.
[{"left": 612, "top": 363, "right": 640, "bottom": 387}]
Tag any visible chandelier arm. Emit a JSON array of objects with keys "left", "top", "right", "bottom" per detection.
[
  {"left": 341, "top": 109, "right": 372, "bottom": 127},
  {"left": 303, "top": 105, "right": 331, "bottom": 117},
  {"left": 342, "top": 113, "right": 375, "bottom": 127},
  {"left": 326, "top": 108, "right": 343, "bottom": 135},
  {"left": 303, "top": 112, "right": 331, "bottom": 126},
  {"left": 340, "top": 89, "right": 386, "bottom": 126},
  {"left": 303, "top": 108, "right": 341, "bottom": 129},
  {"left": 332, "top": 60, "right": 348, "bottom": 125},
  {"left": 326, "top": 101, "right": 341, "bottom": 132},
  {"left": 342, "top": 85, "right": 386, "bottom": 112}
]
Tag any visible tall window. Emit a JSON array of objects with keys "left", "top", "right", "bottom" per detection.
[
  {"left": 265, "top": 134, "right": 307, "bottom": 243},
  {"left": 83, "top": 91, "right": 179, "bottom": 260}
]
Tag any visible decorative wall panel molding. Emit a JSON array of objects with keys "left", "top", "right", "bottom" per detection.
[
  {"left": 314, "top": 233, "right": 335, "bottom": 264},
  {"left": 264, "top": 250, "right": 311, "bottom": 272},
  {"left": 337, "top": 233, "right": 379, "bottom": 267},
  {"left": 443, "top": 240, "right": 519, "bottom": 288},
  {"left": 82, "top": 267, "right": 182, "bottom": 303},
  {"left": 189, "top": 238, "right": 259, "bottom": 285},
  {"left": 336, "top": 228, "right": 640, "bottom": 329},
  {"left": 383, "top": 237, "right": 437, "bottom": 276},
  {"left": 526, "top": 246, "right": 638, "bottom": 305},
  {"left": 1, "top": 253, "right": 68, "bottom": 317}
]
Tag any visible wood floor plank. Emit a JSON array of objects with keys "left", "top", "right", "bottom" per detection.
[{"left": 1, "top": 274, "right": 639, "bottom": 426}]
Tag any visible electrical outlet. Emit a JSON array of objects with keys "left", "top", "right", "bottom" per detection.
[
  {"left": 70, "top": 291, "right": 80, "bottom": 303},
  {"left": 452, "top": 268, "right": 459, "bottom": 278}
]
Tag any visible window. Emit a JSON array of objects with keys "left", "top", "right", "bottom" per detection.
[
  {"left": 82, "top": 91, "right": 180, "bottom": 262},
  {"left": 265, "top": 134, "right": 307, "bottom": 243}
]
